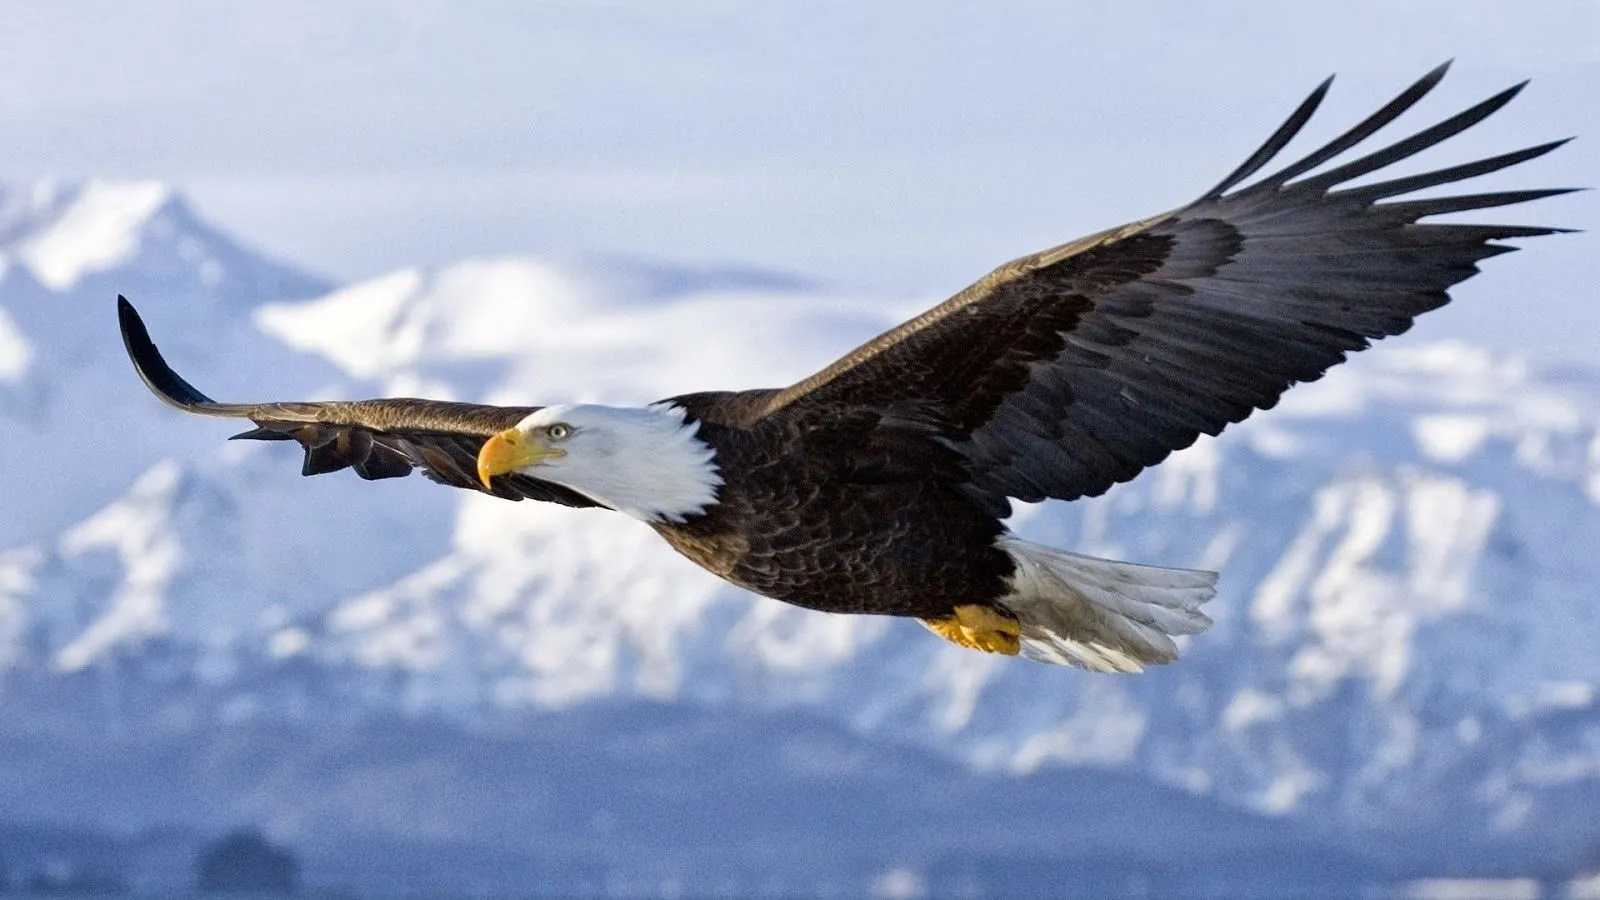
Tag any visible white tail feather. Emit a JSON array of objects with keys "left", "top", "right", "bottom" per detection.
[{"left": 997, "top": 535, "right": 1217, "bottom": 673}]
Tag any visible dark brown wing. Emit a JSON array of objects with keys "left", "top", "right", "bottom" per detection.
[
  {"left": 756, "top": 64, "right": 1574, "bottom": 513},
  {"left": 117, "top": 296, "right": 600, "bottom": 508}
]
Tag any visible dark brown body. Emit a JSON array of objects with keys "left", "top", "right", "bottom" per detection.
[{"left": 654, "top": 391, "right": 1015, "bottom": 618}]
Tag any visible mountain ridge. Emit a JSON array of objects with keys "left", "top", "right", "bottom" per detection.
[{"left": 1, "top": 179, "right": 1596, "bottom": 889}]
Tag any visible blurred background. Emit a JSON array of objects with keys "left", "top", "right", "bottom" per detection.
[{"left": 0, "top": 2, "right": 1596, "bottom": 897}]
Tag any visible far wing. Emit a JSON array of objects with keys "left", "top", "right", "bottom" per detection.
[
  {"left": 118, "top": 297, "right": 600, "bottom": 508},
  {"left": 755, "top": 64, "right": 1573, "bottom": 512}
]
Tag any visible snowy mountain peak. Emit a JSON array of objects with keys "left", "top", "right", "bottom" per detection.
[
  {"left": 9, "top": 179, "right": 174, "bottom": 291},
  {"left": 256, "top": 254, "right": 881, "bottom": 404},
  {"left": 53, "top": 461, "right": 186, "bottom": 673},
  {"left": 0, "top": 179, "right": 332, "bottom": 548},
  {"left": 0, "top": 177, "right": 329, "bottom": 331}
]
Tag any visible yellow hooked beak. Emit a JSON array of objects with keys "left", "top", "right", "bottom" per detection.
[{"left": 477, "top": 428, "right": 565, "bottom": 489}]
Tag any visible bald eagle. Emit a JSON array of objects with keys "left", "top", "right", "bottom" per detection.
[{"left": 119, "top": 65, "right": 1571, "bottom": 671}]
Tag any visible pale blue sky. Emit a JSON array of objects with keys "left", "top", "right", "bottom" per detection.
[{"left": 1, "top": 1, "right": 1594, "bottom": 359}]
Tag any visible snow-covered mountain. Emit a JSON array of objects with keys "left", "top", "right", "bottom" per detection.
[
  {"left": 1, "top": 182, "right": 1597, "bottom": 891},
  {"left": 0, "top": 179, "right": 331, "bottom": 548}
]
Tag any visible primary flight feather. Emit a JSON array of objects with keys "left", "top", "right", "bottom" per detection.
[{"left": 120, "top": 65, "right": 1573, "bottom": 671}]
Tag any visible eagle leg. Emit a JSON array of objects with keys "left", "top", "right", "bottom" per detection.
[{"left": 918, "top": 605, "right": 1021, "bottom": 655}]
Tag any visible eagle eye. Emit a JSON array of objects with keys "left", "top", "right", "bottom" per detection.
[{"left": 546, "top": 423, "right": 572, "bottom": 441}]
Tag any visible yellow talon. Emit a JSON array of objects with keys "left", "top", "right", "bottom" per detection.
[{"left": 919, "top": 604, "right": 1021, "bottom": 655}]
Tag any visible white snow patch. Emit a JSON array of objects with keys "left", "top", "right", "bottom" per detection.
[
  {"left": 1413, "top": 414, "right": 1491, "bottom": 463},
  {"left": 1537, "top": 681, "right": 1596, "bottom": 710},
  {"left": 1246, "top": 425, "right": 1305, "bottom": 459},
  {"left": 1512, "top": 393, "right": 1586, "bottom": 432},
  {"left": 1274, "top": 374, "right": 1368, "bottom": 417},
  {"left": 1401, "top": 878, "right": 1541, "bottom": 900},
  {"left": 917, "top": 647, "right": 1004, "bottom": 733},
  {"left": 256, "top": 268, "right": 424, "bottom": 380},
  {"left": 1371, "top": 712, "right": 1420, "bottom": 773},
  {"left": 1289, "top": 477, "right": 1411, "bottom": 698},
  {"left": 54, "top": 462, "right": 185, "bottom": 672},
  {"left": 198, "top": 257, "right": 225, "bottom": 288},
  {"left": 1153, "top": 437, "right": 1220, "bottom": 514},
  {"left": 1255, "top": 765, "right": 1324, "bottom": 814},
  {"left": 1402, "top": 474, "right": 1498, "bottom": 613},
  {"left": 1570, "top": 872, "right": 1600, "bottom": 900},
  {"left": 1386, "top": 341, "right": 1513, "bottom": 380},
  {"left": 1197, "top": 522, "right": 1242, "bottom": 575},
  {"left": 1588, "top": 432, "right": 1600, "bottom": 504},
  {"left": 268, "top": 627, "right": 311, "bottom": 659},
  {"left": 0, "top": 547, "right": 44, "bottom": 668},
  {"left": 0, "top": 305, "right": 32, "bottom": 382},
  {"left": 1251, "top": 468, "right": 1501, "bottom": 708},
  {"left": 870, "top": 867, "right": 927, "bottom": 900},
  {"left": 19, "top": 180, "right": 170, "bottom": 289},
  {"left": 425, "top": 258, "right": 590, "bottom": 358},
  {"left": 1222, "top": 689, "right": 1284, "bottom": 731},
  {"left": 1007, "top": 682, "right": 1147, "bottom": 770},
  {"left": 729, "top": 600, "right": 889, "bottom": 675},
  {"left": 327, "top": 557, "right": 465, "bottom": 672},
  {"left": 1251, "top": 483, "right": 1349, "bottom": 642},
  {"left": 256, "top": 259, "right": 589, "bottom": 392}
]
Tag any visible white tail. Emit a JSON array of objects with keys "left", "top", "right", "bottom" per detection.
[{"left": 997, "top": 535, "right": 1217, "bottom": 672}]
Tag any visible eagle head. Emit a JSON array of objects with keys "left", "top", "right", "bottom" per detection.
[{"left": 477, "top": 403, "right": 721, "bottom": 522}]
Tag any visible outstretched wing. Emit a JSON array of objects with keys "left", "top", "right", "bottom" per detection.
[
  {"left": 118, "top": 297, "right": 600, "bottom": 508},
  {"left": 756, "top": 64, "right": 1574, "bottom": 514}
]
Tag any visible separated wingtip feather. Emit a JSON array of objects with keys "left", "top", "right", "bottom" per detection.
[
  {"left": 1294, "top": 79, "right": 1532, "bottom": 194},
  {"left": 118, "top": 294, "right": 215, "bottom": 409},
  {"left": 1340, "top": 139, "right": 1577, "bottom": 204},
  {"left": 1250, "top": 63, "right": 1456, "bottom": 190},
  {"left": 117, "top": 295, "right": 262, "bottom": 418},
  {"left": 1199, "top": 73, "right": 1334, "bottom": 201}
]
